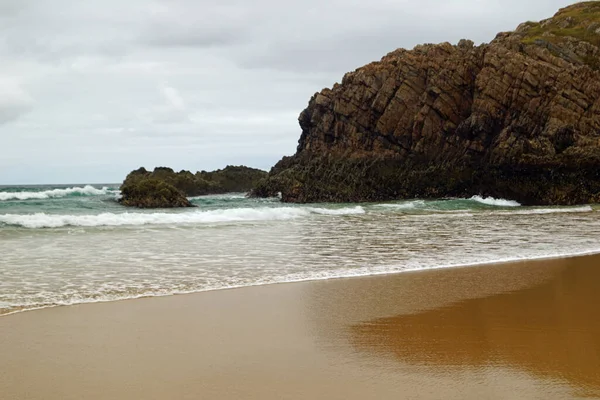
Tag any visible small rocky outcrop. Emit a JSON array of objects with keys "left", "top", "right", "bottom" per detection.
[
  {"left": 253, "top": 2, "right": 600, "bottom": 205},
  {"left": 120, "top": 174, "right": 193, "bottom": 208},
  {"left": 197, "top": 165, "right": 269, "bottom": 194},
  {"left": 120, "top": 165, "right": 267, "bottom": 208}
]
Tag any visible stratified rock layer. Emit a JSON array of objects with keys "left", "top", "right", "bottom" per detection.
[{"left": 254, "top": 2, "right": 600, "bottom": 205}]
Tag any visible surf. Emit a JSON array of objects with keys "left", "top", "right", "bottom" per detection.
[
  {"left": 0, "top": 206, "right": 366, "bottom": 228},
  {"left": 0, "top": 185, "right": 116, "bottom": 201}
]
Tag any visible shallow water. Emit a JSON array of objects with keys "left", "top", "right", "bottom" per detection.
[{"left": 1, "top": 184, "right": 600, "bottom": 315}]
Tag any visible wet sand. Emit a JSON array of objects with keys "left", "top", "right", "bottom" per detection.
[{"left": 1, "top": 254, "right": 600, "bottom": 399}]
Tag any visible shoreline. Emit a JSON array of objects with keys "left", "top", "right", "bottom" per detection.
[
  {"left": 2, "top": 253, "right": 600, "bottom": 399},
  {"left": 3, "top": 247, "right": 600, "bottom": 318}
]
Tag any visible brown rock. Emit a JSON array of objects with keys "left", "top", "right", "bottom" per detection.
[{"left": 254, "top": 2, "right": 600, "bottom": 205}]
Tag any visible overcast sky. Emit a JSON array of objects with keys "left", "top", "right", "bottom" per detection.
[{"left": 0, "top": 0, "right": 577, "bottom": 184}]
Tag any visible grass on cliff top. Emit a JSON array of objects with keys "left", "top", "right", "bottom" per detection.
[{"left": 521, "top": 1, "right": 600, "bottom": 46}]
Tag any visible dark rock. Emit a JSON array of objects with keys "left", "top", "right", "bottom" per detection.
[
  {"left": 196, "top": 165, "right": 269, "bottom": 194},
  {"left": 253, "top": 2, "right": 600, "bottom": 206},
  {"left": 119, "top": 176, "right": 193, "bottom": 208},
  {"left": 120, "top": 165, "right": 267, "bottom": 208}
]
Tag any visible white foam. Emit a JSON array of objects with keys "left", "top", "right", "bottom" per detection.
[
  {"left": 0, "top": 206, "right": 365, "bottom": 228},
  {"left": 188, "top": 193, "right": 247, "bottom": 200},
  {"left": 307, "top": 206, "right": 365, "bottom": 215},
  {"left": 470, "top": 196, "right": 521, "bottom": 207},
  {"left": 493, "top": 205, "right": 593, "bottom": 215},
  {"left": 3, "top": 247, "right": 600, "bottom": 318},
  {"left": 376, "top": 200, "right": 425, "bottom": 210},
  {"left": 0, "top": 185, "right": 113, "bottom": 201}
]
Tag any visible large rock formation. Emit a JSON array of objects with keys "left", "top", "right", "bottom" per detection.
[
  {"left": 120, "top": 165, "right": 267, "bottom": 208},
  {"left": 254, "top": 2, "right": 600, "bottom": 205}
]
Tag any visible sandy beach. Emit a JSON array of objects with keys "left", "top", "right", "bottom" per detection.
[{"left": 2, "top": 254, "right": 600, "bottom": 400}]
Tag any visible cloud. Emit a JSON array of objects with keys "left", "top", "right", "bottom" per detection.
[
  {"left": 0, "top": 0, "right": 580, "bottom": 184},
  {"left": 139, "top": 2, "right": 249, "bottom": 48},
  {"left": 162, "top": 85, "right": 186, "bottom": 110},
  {"left": 141, "top": 22, "right": 246, "bottom": 48},
  {"left": 142, "top": 84, "right": 191, "bottom": 124},
  {"left": 0, "top": 79, "right": 33, "bottom": 124}
]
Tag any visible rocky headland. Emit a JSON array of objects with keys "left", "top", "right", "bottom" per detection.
[
  {"left": 120, "top": 165, "right": 267, "bottom": 208},
  {"left": 253, "top": 2, "right": 600, "bottom": 205}
]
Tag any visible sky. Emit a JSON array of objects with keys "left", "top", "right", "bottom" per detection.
[{"left": 0, "top": 0, "right": 579, "bottom": 184}]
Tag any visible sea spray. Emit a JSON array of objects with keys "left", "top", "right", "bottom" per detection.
[{"left": 469, "top": 196, "right": 521, "bottom": 207}]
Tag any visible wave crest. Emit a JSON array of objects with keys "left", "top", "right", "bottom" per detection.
[
  {"left": 0, "top": 185, "right": 114, "bottom": 201},
  {"left": 0, "top": 206, "right": 364, "bottom": 228},
  {"left": 470, "top": 196, "right": 521, "bottom": 207},
  {"left": 375, "top": 201, "right": 426, "bottom": 210},
  {"left": 307, "top": 206, "right": 365, "bottom": 215},
  {"left": 493, "top": 205, "right": 593, "bottom": 215}
]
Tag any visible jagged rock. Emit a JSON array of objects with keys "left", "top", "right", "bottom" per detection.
[
  {"left": 253, "top": 2, "right": 600, "bottom": 205},
  {"left": 120, "top": 172, "right": 194, "bottom": 208},
  {"left": 197, "top": 165, "right": 269, "bottom": 193},
  {"left": 120, "top": 165, "right": 267, "bottom": 208}
]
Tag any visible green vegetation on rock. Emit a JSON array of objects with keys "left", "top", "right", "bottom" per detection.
[
  {"left": 521, "top": 3, "right": 600, "bottom": 43},
  {"left": 518, "top": 2, "right": 600, "bottom": 67},
  {"left": 196, "top": 166, "right": 269, "bottom": 194},
  {"left": 120, "top": 165, "right": 267, "bottom": 208},
  {"left": 120, "top": 175, "right": 193, "bottom": 208}
]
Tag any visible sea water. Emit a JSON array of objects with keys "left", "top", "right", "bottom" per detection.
[{"left": 1, "top": 184, "right": 599, "bottom": 316}]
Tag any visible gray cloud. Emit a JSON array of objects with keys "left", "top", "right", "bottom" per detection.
[
  {"left": 0, "top": 79, "right": 33, "bottom": 124},
  {"left": 143, "top": 28, "right": 244, "bottom": 48},
  {"left": 140, "top": 2, "right": 250, "bottom": 48},
  {"left": 0, "top": 0, "right": 579, "bottom": 184}
]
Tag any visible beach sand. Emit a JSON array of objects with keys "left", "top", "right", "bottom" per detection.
[{"left": 1, "top": 254, "right": 600, "bottom": 399}]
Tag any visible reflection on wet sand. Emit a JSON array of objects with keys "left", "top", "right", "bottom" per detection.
[
  {"left": 349, "top": 255, "right": 600, "bottom": 397},
  {"left": 2, "top": 254, "right": 600, "bottom": 399}
]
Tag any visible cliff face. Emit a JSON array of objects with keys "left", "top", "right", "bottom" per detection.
[{"left": 254, "top": 2, "right": 600, "bottom": 205}]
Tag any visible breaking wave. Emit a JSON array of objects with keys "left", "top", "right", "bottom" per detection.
[
  {"left": 375, "top": 201, "right": 426, "bottom": 210},
  {"left": 470, "top": 196, "right": 521, "bottom": 207},
  {"left": 0, "top": 206, "right": 365, "bottom": 228},
  {"left": 374, "top": 197, "right": 520, "bottom": 211},
  {"left": 0, "top": 185, "right": 114, "bottom": 201},
  {"left": 307, "top": 206, "right": 365, "bottom": 215}
]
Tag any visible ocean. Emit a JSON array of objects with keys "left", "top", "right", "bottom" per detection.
[{"left": 1, "top": 184, "right": 599, "bottom": 316}]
